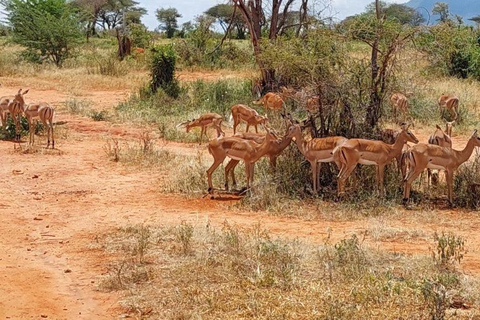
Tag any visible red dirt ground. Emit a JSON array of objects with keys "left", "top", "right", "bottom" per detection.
[{"left": 0, "top": 84, "right": 479, "bottom": 319}]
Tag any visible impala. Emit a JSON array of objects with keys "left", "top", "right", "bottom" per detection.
[
  {"left": 445, "top": 119, "right": 455, "bottom": 137},
  {"left": 230, "top": 104, "right": 268, "bottom": 134},
  {"left": 178, "top": 112, "right": 224, "bottom": 144},
  {"left": 427, "top": 124, "right": 453, "bottom": 185},
  {"left": 0, "top": 93, "right": 16, "bottom": 131},
  {"left": 335, "top": 123, "right": 419, "bottom": 196},
  {"left": 286, "top": 123, "right": 348, "bottom": 193},
  {"left": 403, "top": 130, "right": 480, "bottom": 206},
  {"left": 223, "top": 129, "right": 293, "bottom": 190},
  {"left": 252, "top": 92, "right": 285, "bottom": 111},
  {"left": 438, "top": 94, "right": 459, "bottom": 121},
  {"left": 206, "top": 128, "right": 279, "bottom": 194},
  {"left": 390, "top": 92, "right": 408, "bottom": 122},
  {"left": 7, "top": 89, "right": 30, "bottom": 141},
  {"left": 11, "top": 89, "right": 55, "bottom": 148}
]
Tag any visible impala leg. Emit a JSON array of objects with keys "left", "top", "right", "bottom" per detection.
[
  {"left": 224, "top": 159, "right": 239, "bottom": 191},
  {"left": 446, "top": 169, "right": 454, "bottom": 206},
  {"left": 50, "top": 120, "right": 55, "bottom": 149},
  {"left": 206, "top": 157, "right": 225, "bottom": 193},
  {"left": 246, "top": 123, "right": 250, "bottom": 133},
  {"left": 316, "top": 162, "right": 323, "bottom": 194},
  {"left": 403, "top": 169, "right": 423, "bottom": 203},
  {"left": 378, "top": 164, "right": 385, "bottom": 196},
  {"left": 338, "top": 163, "right": 357, "bottom": 194},
  {"left": 254, "top": 125, "right": 258, "bottom": 133},
  {"left": 200, "top": 127, "right": 205, "bottom": 144},
  {"left": 233, "top": 119, "right": 238, "bottom": 134},
  {"left": 311, "top": 160, "right": 317, "bottom": 193}
]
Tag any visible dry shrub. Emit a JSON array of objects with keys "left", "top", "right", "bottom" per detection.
[{"left": 95, "top": 223, "right": 480, "bottom": 319}]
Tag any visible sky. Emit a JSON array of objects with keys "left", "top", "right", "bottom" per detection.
[{"left": 141, "top": 0, "right": 406, "bottom": 31}]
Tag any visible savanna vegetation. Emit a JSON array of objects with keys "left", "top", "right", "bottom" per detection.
[{"left": 1, "top": 0, "right": 480, "bottom": 318}]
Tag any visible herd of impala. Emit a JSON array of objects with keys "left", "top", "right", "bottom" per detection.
[
  {"left": 0, "top": 88, "right": 55, "bottom": 148},
  {"left": 180, "top": 89, "right": 478, "bottom": 206}
]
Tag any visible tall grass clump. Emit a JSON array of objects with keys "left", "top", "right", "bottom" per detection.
[
  {"left": 454, "top": 154, "right": 480, "bottom": 209},
  {"left": 95, "top": 223, "right": 480, "bottom": 319}
]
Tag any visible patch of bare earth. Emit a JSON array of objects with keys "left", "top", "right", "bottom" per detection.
[{"left": 0, "top": 81, "right": 479, "bottom": 318}]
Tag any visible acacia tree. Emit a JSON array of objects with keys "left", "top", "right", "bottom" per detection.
[
  {"left": 232, "top": 0, "right": 313, "bottom": 91},
  {"left": 432, "top": 2, "right": 449, "bottom": 23},
  {"left": 4, "top": 0, "right": 83, "bottom": 67},
  {"left": 205, "top": 4, "right": 246, "bottom": 39},
  {"left": 156, "top": 7, "right": 181, "bottom": 38}
]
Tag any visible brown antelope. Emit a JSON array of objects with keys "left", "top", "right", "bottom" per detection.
[
  {"left": 427, "top": 124, "right": 453, "bottom": 185},
  {"left": 390, "top": 92, "right": 409, "bottom": 122},
  {"left": 403, "top": 130, "right": 480, "bottom": 206},
  {"left": 7, "top": 89, "right": 30, "bottom": 141},
  {"left": 230, "top": 104, "right": 268, "bottom": 134},
  {"left": 178, "top": 113, "right": 224, "bottom": 144},
  {"left": 438, "top": 94, "right": 459, "bottom": 120},
  {"left": 286, "top": 123, "right": 348, "bottom": 194},
  {"left": 0, "top": 93, "right": 16, "bottom": 131},
  {"left": 223, "top": 130, "right": 293, "bottom": 190},
  {"left": 252, "top": 92, "right": 285, "bottom": 111},
  {"left": 206, "top": 128, "right": 279, "bottom": 193},
  {"left": 334, "top": 123, "right": 419, "bottom": 196},
  {"left": 445, "top": 119, "right": 455, "bottom": 137},
  {"left": 11, "top": 89, "right": 55, "bottom": 148}
]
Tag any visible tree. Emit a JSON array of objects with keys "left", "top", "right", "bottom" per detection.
[
  {"left": 98, "top": 0, "right": 146, "bottom": 30},
  {"left": 3, "top": 0, "right": 83, "bottom": 67},
  {"left": 73, "top": 0, "right": 108, "bottom": 38},
  {"left": 205, "top": 4, "right": 246, "bottom": 39},
  {"left": 432, "top": 2, "right": 449, "bottom": 23},
  {"left": 364, "top": 1, "right": 424, "bottom": 26},
  {"left": 156, "top": 7, "right": 181, "bottom": 38},
  {"left": 233, "top": 0, "right": 314, "bottom": 91}
]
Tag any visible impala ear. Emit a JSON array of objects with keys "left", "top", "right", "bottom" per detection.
[
  {"left": 17, "top": 88, "right": 22, "bottom": 94},
  {"left": 436, "top": 125, "right": 441, "bottom": 130},
  {"left": 23, "top": 89, "right": 29, "bottom": 95},
  {"left": 472, "top": 129, "right": 478, "bottom": 137}
]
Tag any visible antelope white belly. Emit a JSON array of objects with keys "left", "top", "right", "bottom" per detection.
[
  {"left": 426, "top": 163, "right": 445, "bottom": 170},
  {"left": 359, "top": 159, "right": 377, "bottom": 165}
]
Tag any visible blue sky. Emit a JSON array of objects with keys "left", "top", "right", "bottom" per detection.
[{"left": 140, "top": 0, "right": 406, "bottom": 31}]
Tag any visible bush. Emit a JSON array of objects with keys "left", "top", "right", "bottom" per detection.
[{"left": 149, "top": 44, "right": 179, "bottom": 98}]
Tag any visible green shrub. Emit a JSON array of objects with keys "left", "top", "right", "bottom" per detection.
[{"left": 150, "top": 44, "right": 179, "bottom": 98}]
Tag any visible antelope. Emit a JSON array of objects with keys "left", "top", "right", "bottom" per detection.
[
  {"left": 7, "top": 89, "right": 30, "bottom": 141},
  {"left": 229, "top": 104, "right": 268, "bottom": 134},
  {"left": 206, "top": 128, "right": 279, "bottom": 193},
  {"left": 252, "top": 92, "right": 285, "bottom": 111},
  {"left": 286, "top": 123, "right": 348, "bottom": 194},
  {"left": 403, "top": 130, "right": 480, "bottom": 206},
  {"left": 223, "top": 129, "right": 293, "bottom": 190},
  {"left": 11, "top": 89, "right": 55, "bottom": 148},
  {"left": 427, "top": 124, "right": 453, "bottom": 186},
  {"left": 334, "top": 123, "right": 419, "bottom": 196},
  {"left": 390, "top": 92, "right": 409, "bottom": 122},
  {"left": 178, "top": 113, "right": 224, "bottom": 144},
  {"left": 0, "top": 93, "right": 16, "bottom": 131},
  {"left": 438, "top": 94, "right": 459, "bottom": 121},
  {"left": 445, "top": 119, "right": 455, "bottom": 137}
]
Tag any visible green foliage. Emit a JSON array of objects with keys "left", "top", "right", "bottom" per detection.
[
  {"left": 205, "top": 3, "right": 246, "bottom": 39},
  {"left": 4, "top": 0, "right": 83, "bottom": 67},
  {"left": 156, "top": 7, "right": 181, "bottom": 38},
  {"left": 149, "top": 44, "right": 179, "bottom": 97},
  {"left": 129, "top": 23, "right": 151, "bottom": 49},
  {"left": 417, "top": 23, "right": 480, "bottom": 80}
]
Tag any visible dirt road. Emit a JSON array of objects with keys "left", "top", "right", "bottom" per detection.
[{"left": 0, "top": 85, "right": 479, "bottom": 319}]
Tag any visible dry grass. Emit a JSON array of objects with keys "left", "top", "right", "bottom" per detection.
[{"left": 94, "top": 222, "right": 480, "bottom": 319}]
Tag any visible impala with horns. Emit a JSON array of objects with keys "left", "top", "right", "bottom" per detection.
[
  {"left": 390, "top": 92, "right": 409, "bottom": 122},
  {"left": 230, "top": 104, "right": 268, "bottom": 134},
  {"left": 223, "top": 129, "right": 293, "bottom": 191},
  {"left": 10, "top": 88, "right": 55, "bottom": 148},
  {"left": 334, "top": 123, "right": 419, "bottom": 196},
  {"left": 206, "top": 127, "right": 279, "bottom": 194},
  {"left": 403, "top": 129, "right": 480, "bottom": 206},
  {"left": 177, "top": 112, "right": 224, "bottom": 144},
  {"left": 252, "top": 92, "right": 285, "bottom": 111},
  {"left": 286, "top": 123, "right": 348, "bottom": 194},
  {"left": 438, "top": 94, "right": 459, "bottom": 121}
]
